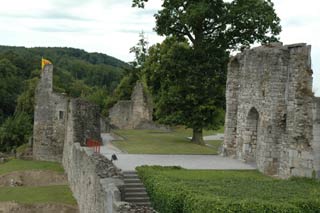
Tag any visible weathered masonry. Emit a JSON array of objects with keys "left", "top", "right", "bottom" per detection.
[
  {"left": 33, "top": 64, "right": 69, "bottom": 162},
  {"left": 109, "top": 81, "right": 154, "bottom": 129},
  {"left": 223, "top": 43, "right": 320, "bottom": 178},
  {"left": 33, "top": 64, "right": 101, "bottom": 162}
]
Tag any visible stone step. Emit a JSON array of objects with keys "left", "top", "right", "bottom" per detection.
[
  {"left": 124, "top": 173, "right": 138, "bottom": 176},
  {"left": 123, "top": 171, "right": 137, "bottom": 175},
  {"left": 124, "top": 182, "right": 144, "bottom": 188},
  {"left": 123, "top": 175, "right": 139, "bottom": 179},
  {"left": 123, "top": 170, "right": 153, "bottom": 208},
  {"left": 133, "top": 201, "right": 152, "bottom": 207},
  {"left": 124, "top": 178, "right": 142, "bottom": 183},
  {"left": 125, "top": 197, "right": 150, "bottom": 203},
  {"left": 125, "top": 191, "right": 148, "bottom": 197},
  {"left": 124, "top": 187, "right": 147, "bottom": 193}
]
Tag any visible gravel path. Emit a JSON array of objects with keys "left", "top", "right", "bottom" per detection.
[{"left": 100, "top": 133, "right": 256, "bottom": 171}]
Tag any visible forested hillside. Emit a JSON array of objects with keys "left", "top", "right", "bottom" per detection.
[{"left": 0, "top": 45, "right": 129, "bottom": 152}]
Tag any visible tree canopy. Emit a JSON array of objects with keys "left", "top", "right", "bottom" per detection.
[{"left": 134, "top": 0, "right": 281, "bottom": 144}]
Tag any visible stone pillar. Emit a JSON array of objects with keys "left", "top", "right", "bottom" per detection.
[
  {"left": 223, "top": 57, "right": 240, "bottom": 157},
  {"left": 131, "top": 81, "right": 153, "bottom": 128}
]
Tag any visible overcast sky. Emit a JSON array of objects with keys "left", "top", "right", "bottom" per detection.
[{"left": 0, "top": 0, "right": 319, "bottom": 95}]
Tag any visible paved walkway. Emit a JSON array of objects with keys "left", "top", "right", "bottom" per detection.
[
  {"left": 187, "top": 133, "right": 224, "bottom": 141},
  {"left": 101, "top": 133, "right": 123, "bottom": 154},
  {"left": 100, "top": 133, "right": 256, "bottom": 171}
]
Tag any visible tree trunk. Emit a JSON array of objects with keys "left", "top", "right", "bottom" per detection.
[{"left": 191, "top": 128, "right": 204, "bottom": 145}]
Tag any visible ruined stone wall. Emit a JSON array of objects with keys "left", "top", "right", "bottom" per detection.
[
  {"left": 131, "top": 82, "right": 153, "bottom": 127},
  {"left": 33, "top": 64, "right": 136, "bottom": 212},
  {"left": 62, "top": 100, "right": 137, "bottom": 213},
  {"left": 109, "top": 81, "right": 153, "bottom": 129},
  {"left": 109, "top": 101, "right": 133, "bottom": 129},
  {"left": 33, "top": 65, "right": 68, "bottom": 162},
  {"left": 313, "top": 98, "right": 320, "bottom": 177},
  {"left": 224, "top": 43, "right": 317, "bottom": 178},
  {"left": 72, "top": 99, "right": 101, "bottom": 145}
]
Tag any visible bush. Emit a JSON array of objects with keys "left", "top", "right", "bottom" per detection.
[
  {"left": 0, "top": 112, "right": 32, "bottom": 152},
  {"left": 136, "top": 166, "right": 320, "bottom": 213}
]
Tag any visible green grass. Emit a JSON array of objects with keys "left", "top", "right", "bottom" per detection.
[
  {"left": 112, "top": 126, "right": 224, "bottom": 154},
  {"left": 16, "top": 143, "right": 29, "bottom": 154},
  {"left": 0, "top": 185, "right": 77, "bottom": 205},
  {"left": 0, "top": 159, "right": 64, "bottom": 175},
  {"left": 137, "top": 166, "right": 320, "bottom": 212},
  {"left": 0, "top": 159, "right": 76, "bottom": 206}
]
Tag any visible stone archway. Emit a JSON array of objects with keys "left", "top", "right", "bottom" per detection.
[{"left": 243, "top": 107, "right": 259, "bottom": 162}]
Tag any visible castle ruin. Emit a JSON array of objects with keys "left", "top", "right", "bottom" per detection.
[
  {"left": 33, "top": 64, "right": 145, "bottom": 212},
  {"left": 223, "top": 43, "right": 320, "bottom": 178},
  {"left": 33, "top": 64, "right": 101, "bottom": 162},
  {"left": 108, "top": 81, "right": 154, "bottom": 129}
]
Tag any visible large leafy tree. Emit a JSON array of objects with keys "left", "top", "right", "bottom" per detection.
[
  {"left": 133, "top": 0, "right": 281, "bottom": 144},
  {"left": 0, "top": 58, "right": 23, "bottom": 119},
  {"left": 0, "top": 112, "right": 32, "bottom": 152}
]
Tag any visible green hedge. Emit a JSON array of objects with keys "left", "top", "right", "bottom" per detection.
[{"left": 136, "top": 166, "right": 320, "bottom": 213}]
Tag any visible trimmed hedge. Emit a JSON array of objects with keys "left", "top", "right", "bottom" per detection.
[{"left": 136, "top": 166, "right": 320, "bottom": 213}]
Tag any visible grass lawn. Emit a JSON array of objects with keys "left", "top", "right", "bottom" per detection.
[
  {"left": 0, "top": 159, "right": 64, "bottom": 175},
  {"left": 112, "top": 126, "right": 224, "bottom": 154},
  {"left": 137, "top": 166, "right": 320, "bottom": 212},
  {"left": 0, "top": 185, "right": 77, "bottom": 205},
  {"left": 0, "top": 159, "right": 76, "bottom": 206}
]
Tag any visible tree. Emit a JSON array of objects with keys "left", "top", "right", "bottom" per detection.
[
  {"left": 106, "top": 32, "right": 149, "bottom": 112},
  {"left": 0, "top": 58, "right": 22, "bottom": 118},
  {"left": 129, "top": 31, "right": 149, "bottom": 69},
  {"left": 134, "top": 0, "right": 281, "bottom": 144},
  {"left": 16, "top": 77, "right": 39, "bottom": 117},
  {"left": 0, "top": 112, "right": 32, "bottom": 152}
]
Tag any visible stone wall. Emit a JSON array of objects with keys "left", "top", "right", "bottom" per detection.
[
  {"left": 72, "top": 99, "right": 101, "bottom": 145},
  {"left": 109, "top": 101, "right": 133, "bottom": 129},
  {"left": 313, "top": 98, "right": 320, "bottom": 176},
  {"left": 224, "top": 43, "right": 319, "bottom": 178},
  {"left": 62, "top": 143, "right": 124, "bottom": 213},
  {"left": 33, "top": 65, "right": 128, "bottom": 213},
  {"left": 62, "top": 99, "right": 151, "bottom": 213},
  {"left": 109, "top": 81, "right": 153, "bottom": 129},
  {"left": 33, "top": 65, "right": 68, "bottom": 162}
]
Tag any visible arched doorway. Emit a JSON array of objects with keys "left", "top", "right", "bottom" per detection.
[{"left": 243, "top": 107, "right": 259, "bottom": 162}]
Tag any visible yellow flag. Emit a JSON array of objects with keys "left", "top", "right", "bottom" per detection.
[{"left": 41, "top": 58, "right": 52, "bottom": 70}]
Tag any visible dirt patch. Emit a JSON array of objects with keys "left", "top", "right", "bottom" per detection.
[
  {"left": 0, "top": 201, "right": 78, "bottom": 213},
  {"left": 0, "top": 170, "right": 67, "bottom": 186}
]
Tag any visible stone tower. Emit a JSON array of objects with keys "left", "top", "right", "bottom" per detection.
[
  {"left": 33, "top": 64, "right": 68, "bottom": 162},
  {"left": 223, "top": 43, "right": 320, "bottom": 178}
]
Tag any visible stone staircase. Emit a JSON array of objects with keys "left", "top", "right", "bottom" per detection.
[{"left": 123, "top": 171, "right": 151, "bottom": 207}]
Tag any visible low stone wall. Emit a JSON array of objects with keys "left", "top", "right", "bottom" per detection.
[
  {"left": 61, "top": 96, "right": 151, "bottom": 212},
  {"left": 63, "top": 142, "right": 125, "bottom": 213}
]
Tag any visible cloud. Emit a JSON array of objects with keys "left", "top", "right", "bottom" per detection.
[
  {"left": 0, "top": 11, "right": 92, "bottom": 21},
  {"left": 32, "top": 25, "right": 88, "bottom": 33}
]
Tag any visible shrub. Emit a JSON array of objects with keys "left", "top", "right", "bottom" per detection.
[
  {"left": 0, "top": 112, "right": 32, "bottom": 152},
  {"left": 137, "top": 166, "right": 320, "bottom": 213}
]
